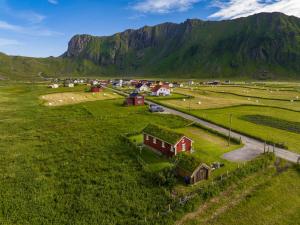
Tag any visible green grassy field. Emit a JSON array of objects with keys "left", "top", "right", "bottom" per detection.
[
  {"left": 129, "top": 126, "right": 241, "bottom": 177},
  {"left": 153, "top": 85, "right": 300, "bottom": 153},
  {"left": 191, "top": 106, "right": 300, "bottom": 152},
  {"left": 0, "top": 83, "right": 193, "bottom": 224},
  {"left": 180, "top": 166, "right": 300, "bottom": 225},
  {"left": 1, "top": 82, "right": 299, "bottom": 225}
]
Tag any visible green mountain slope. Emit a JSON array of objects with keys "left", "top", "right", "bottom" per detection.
[
  {"left": 0, "top": 53, "right": 102, "bottom": 80},
  {"left": 1, "top": 12, "right": 300, "bottom": 80},
  {"left": 62, "top": 12, "right": 300, "bottom": 79}
]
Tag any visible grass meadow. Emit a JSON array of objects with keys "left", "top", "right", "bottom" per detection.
[
  {"left": 0, "top": 82, "right": 299, "bottom": 225},
  {"left": 0, "top": 83, "right": 192, "bottom": 224},
  {"left": 152, "top": 84, "right": 300, "bottom": 153},
  {"left": 180, "top": 165, "right": 300, "bottom": 225}
]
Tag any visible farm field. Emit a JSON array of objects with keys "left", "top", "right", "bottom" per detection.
[
  {"left": 195, "top": 85, "right": 300, "bottom": 101},
  {"left": 0, "top": 81, "right": 299, "bottom": 225},
  {"left": 0, "top": 83, "right": 193, "bottom": 224},
  {"left": 41, "top": 90, "right": 121, "bottom": 106},
  {"left": 129, "top": 126, "right": 241, "bottom": 177},
  {"left": 167, "top": 88, "right": 300, "bottom": 111},
  {"left": 151, "top": 84, "right": 300, "bottom": 153},
  {"left": 178, "top": 165, "right": 300, "bottom": 225}
]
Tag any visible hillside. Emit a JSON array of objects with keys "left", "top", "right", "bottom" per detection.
[
  {"left": 0, "top": 53, "right": 101, "bottom": 80},
  {"left": 1, "top": 12, "right": 300, "bottom": 80}
]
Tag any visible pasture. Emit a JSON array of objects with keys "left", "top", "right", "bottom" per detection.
[
  {"left": 0, "top": 83, "right": 192, "bottom": 224},
  {"left": 179, "top": 165, "right": 300, "bottom": 225},
  {"left": 0, "top": 81, "right": 299, "bottom": 225},
  {"left": 41, "top": 90, "right": 121, "bottom": 106},
  {"left": 151, "top": 83, "right": 300, "bottom": 153},
  {"left": 128, "top": 125, "right": 241, "bottom": 177}
]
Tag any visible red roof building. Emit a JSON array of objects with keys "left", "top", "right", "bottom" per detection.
[
  {"left": 124, "top": 93, "right": 145, "bottom": 106},
  {"left": 143, "top": 124, "right": 193, "bottom": 157},
  {"left": 151, "top": 85, "right": 171, "bottom": 96}
]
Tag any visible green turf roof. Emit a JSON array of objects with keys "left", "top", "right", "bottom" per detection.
[
  {"left": 143, "top": 124, "right": 185, "bottom": 145},
  {"left": 175, "top": 153, "right": 202, "bottom": 172}
]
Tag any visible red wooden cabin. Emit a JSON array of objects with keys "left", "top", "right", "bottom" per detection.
[
  {"left": 142, "top": 124, "right": 193, "bottom": 157},
  {"left": 125, "top": 93, "right": 145, "bottom": 106},
  {"left": 91, "top": 86, "right": 103, "bottom": 93}
]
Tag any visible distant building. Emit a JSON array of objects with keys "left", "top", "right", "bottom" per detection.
[
  {"left": 188, "top": 80, "right": 194, "bottom": 86},
  {"left": 135, "top": 83, "right": 149, "bottom": 93},
  {"left": 143, "top": 124, "right": 193, "bottom": 157},
  {"left": 48, "top": 84, "right": 59, "bottom": 89},
  {"left": 151, "top": 85, "right": 171, "bottom": 96},
  {"left": 206, "top": 80, "right": 221, "bottom": 85},
  {"left": 91, "top": 86, "right": 103, "bottom": 93},
  {"left": 124, "top": 93, "right": 145, "bottom": 106},
  {"left": 113, "top": 79, "right": 123, "bottom": 88},
  {"left": 64, "top": 80, "right": 74, "bottom": 88}
]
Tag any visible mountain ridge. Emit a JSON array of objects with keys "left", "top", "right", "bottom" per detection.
[
  {"left": 1, "top": 12, "right": 300, "bottom": 80},
  {"left": 61, "top": 12, "right": 300, "bottom": 79}
]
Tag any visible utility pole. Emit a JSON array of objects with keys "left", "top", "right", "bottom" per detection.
[
  {"left": 189, "top": 95, "right": 191, "bottom": 112},
  {"left": 228, "top": 114, "right": 232, "bottom": 146}
]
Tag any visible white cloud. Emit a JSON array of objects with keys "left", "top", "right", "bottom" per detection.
[
  {"left": 209, "top": 0, "right": 300, "bottom": 19},
  {"left": 0, "top": 38, "right": 22, "bottom": 47},
  {"left": 0, "top": 20, "right": 63, "bottom": 37},
  {"left": 48, "top": 0, "right": 58, "bottom": 5},
  {"left": 132, "top": 0, "right": 200, "bottom": 13},
  {"left": 0, "top": 20, "right": 22, "bottom": 32}
]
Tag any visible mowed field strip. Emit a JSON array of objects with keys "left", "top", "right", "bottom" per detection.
[{"left": 40, "top": 91, "right": 122, "bottom": 106}]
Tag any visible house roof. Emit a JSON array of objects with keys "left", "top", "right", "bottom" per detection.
[
  {"left": 175, "top": 153, "right": 203, "bottom": 173},
  {"left": 135, "top": 83, "right": 143, "bottom": 88},
  {"left": 129, "top": 92, "right": 141, "bottom": 97},
  {"left": 151, "top": 85, "right": 169, "bottom": 92},
  {"left": 143, "top": 124, "right": 185, "bottom": 145}
]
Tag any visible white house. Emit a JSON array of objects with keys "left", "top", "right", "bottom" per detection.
[
  {"left": 151, "top": 85, "right": 171, "bottom": 96},
  {"left": 113, "top": 79, "right": 123, "bottom": 88},
  {"left": 135, "top": 83, "right": 149, "bottom": 93},
  {"left": 48, "top": 84, "right": 59, "bottom": 89}
]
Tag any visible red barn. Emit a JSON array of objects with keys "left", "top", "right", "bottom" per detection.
[
  {"left": 124, "top": 93, "right": 145, "bottom": 106},
  {"left": 143, "top": 124, "right": 193, "bottom": 157},
  {"left": 91, "top": 86, "right": 103, "bottom": 93}
]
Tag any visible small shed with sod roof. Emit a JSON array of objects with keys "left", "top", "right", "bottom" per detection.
[
  {"left": 175, "top": 153, "right": 211, "bottom": 184},
  {"left": 143, "top": 124, "right": 193, "bottom": 157}
]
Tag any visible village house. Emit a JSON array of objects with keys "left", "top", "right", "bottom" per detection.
[
  {"left": 91, "top": 80, "right": 99, "bottom": 86},
  {"left": 113, "top": 79, "right": 123, "bottom": 88},
  {"left": 124, "top": 93, "right": 145, "bottom": 106},
  {"left": 90, "top": 85, "right": 103, "bottom": 93},
  {"left": 188, "top": 80, "right": 194, "bottom": 86},
  {"left": 64, "top": 80, "right": 74, "bottom": 88},
  {"left": 135, "top": 83, "right": 150, "bottom": 93},
  {"left": 151, "top": 85, "right": 171, "bottom": 96},
  {"left": 176, "top": 153, "right": 211, "bottom": 184},
  {"left": 172, "top": 82, "right": 183, "bottom": 88},
  {"left": 48, "top": 84, "right": 59, "bottom": 89},
  {"left": 142, "top": 124, "right": 193, "bottom": 157}
]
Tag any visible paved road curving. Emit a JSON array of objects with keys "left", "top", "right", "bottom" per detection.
[{"left": 108, "top": 87, "right": 300, "bottom": 163}]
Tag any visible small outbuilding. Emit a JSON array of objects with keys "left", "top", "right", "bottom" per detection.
[
  {"left": 143, "top": 124, "right": 193, "bottom": 157},
  {"left": 175, "top": 153, "right": 211, "bottom": 184},
  {"left": 91, "top": 86, "right": 103, "bottom": 93},
  {"left": 48, "top": 84, "right": 59, "bottom": 89},
  {"left": 124, "top": 93, "right": 145, "bottom": 106},
  {"left": 135, "top": 83, "right": 149, "bottom": 93}
]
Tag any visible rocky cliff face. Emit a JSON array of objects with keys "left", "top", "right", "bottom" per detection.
[{"left": 62, "top": 12, "right": 300, "bottom": 78}]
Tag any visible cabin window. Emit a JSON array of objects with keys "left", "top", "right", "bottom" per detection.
[
  {"left": 146, "top": 135, "right": 149, "bottom": 141},
  {"left": 162, "top": 142, "right": 165, "bottom": 148},
  {"left": 182, "top": 144, "right": 186, "bottom": 151},
  {"left": 153, "top": 138, "right": 156, "bottom": 144}
]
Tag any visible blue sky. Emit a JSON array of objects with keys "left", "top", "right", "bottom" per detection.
[{"left": 0, "top": 0, "right": 299, "bottom": 57}]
